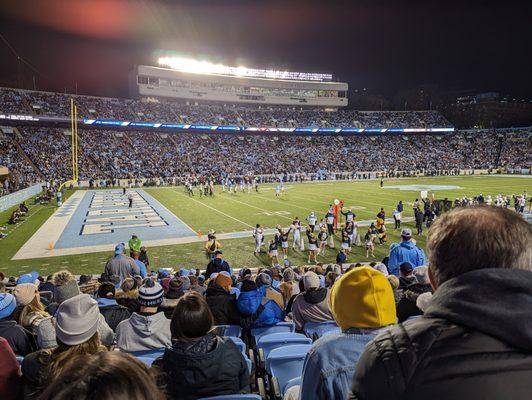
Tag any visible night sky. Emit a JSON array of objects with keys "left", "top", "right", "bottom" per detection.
[{"left": 0, "top": 0, "right": 531, "bottom": 99}]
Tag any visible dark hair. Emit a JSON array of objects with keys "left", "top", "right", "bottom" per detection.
[
  {"left": 97, "top": 282, "right": 116, "bottom": 299},
  {"left": 170, "top": 292, "right": 214, "bottom": 341},
  {"left": 428, "top": 206, "right": 532, "bottom": 285},
  {"left": 39, "top": 352, "right": 164, "bottom": 400}
]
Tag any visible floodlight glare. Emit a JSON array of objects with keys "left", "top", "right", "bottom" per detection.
[{"left": 157, "top": 56, "right": 332, "bottom": 81}]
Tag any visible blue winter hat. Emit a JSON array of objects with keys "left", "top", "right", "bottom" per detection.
[
  {"left": 0, "top": 293, "right": 16, "bottom": 319},
  {"left": 157, "top": 268, "right": 170, "bottom": 278},
  {"left": 16, "top": 271, "right": 39, "bottom": 285},
  {"left": 179, "top": 268, "right": 190, "bottom": 277},
  {"left": 114, "top": 243, "right": 125, "bottom": 255}
]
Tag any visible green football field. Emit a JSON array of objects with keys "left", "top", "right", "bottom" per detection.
[{"left": 0, "top": 175, "right": 530, "bottom": 278}]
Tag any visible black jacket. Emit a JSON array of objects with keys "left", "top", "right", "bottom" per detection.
[
  {"left": 350, "top": 269, "right": 532, "bottom": 400},
  {"left": 396, "top": 283, "right": 432, "bottom": 323},
  {"left": 21, "top": 349, "right": 51, "bottom": 400},
  {"left": 98, "top": 302, "right": 131, "bottom": 332},
  {"left": 0, "top": 318, "right": 37, "bottom": 356},
  {"left": 205, "top": 258, "right": 231, "bottom": 277},
  {"left": 205, "top": 284, "right": 242, "bottom": 326},
  {"left": 153, "top": 334, "right": 250, "bottom": 400}
]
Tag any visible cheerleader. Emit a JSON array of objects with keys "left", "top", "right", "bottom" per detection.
[
  {"left": 306, "top": 227, "right": 319, "bottom": 264},
  {"left": 345, "top": 221, "right": 355, "bottom": 247},
  {"left": 317, "top": 226, "right": 329, "bottom": 256},
  {"left": 341, "top": 228, "right": 351, "bottom": 254},
  {"left": 375, "top": 218, "right": 387, "bottom": 244},
  {"left": 268, "top": 239, "right": 279, "bottom": 267},
  {"left": 253, "top": 224, "right": 264, "bottom": 254},
  {"left": 278, "top": 226, "right": 292, "bottom": 259},
  {"left": 364, "top": 228, "right": 375, "bottom": 258},
  {"left": 307, "top": 212, "right": 317, "bottom": 232},
  {"left": 292, "top": 217, "right": 303, "bottom": 250}
]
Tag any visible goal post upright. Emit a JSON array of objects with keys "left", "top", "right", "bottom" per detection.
[{"left": 59, "top": 98, "right": 79, "bottom": 191}]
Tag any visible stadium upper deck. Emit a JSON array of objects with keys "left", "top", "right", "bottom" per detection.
[{"left": 0, "top": 87, "right": 452, "bottom": 133}]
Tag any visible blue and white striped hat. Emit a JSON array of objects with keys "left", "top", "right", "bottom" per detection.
[{"left": 138, "top": 279, "right": 164, "bottom": 307}]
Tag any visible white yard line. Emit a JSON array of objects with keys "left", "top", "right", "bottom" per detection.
[{"left": 170, "top": 188, "right": 254, "bottom": 229}]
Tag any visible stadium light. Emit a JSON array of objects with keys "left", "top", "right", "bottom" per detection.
[{"left": 157, "top": 56, "right": 332, "bottom": 82}]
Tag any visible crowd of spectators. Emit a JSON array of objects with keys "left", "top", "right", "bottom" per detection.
[
  {"left": 0, "top": 135, "right": 41, "bottom": 196},
  {"left": 0, "top": 206, "right": 530, "bottom": 400},
  {"left": 0, "top": 87, "right": 530, "bottom": 192},
  {"left": 0, "top": 87, "right": 452, "bottom": 128},
  {"left": 6, "top": 127, "right": 530, "bottom": 183}
]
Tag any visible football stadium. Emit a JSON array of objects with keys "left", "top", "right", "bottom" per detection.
[{"left": 0, "top": 1, "right": 531, "bottom": 400}]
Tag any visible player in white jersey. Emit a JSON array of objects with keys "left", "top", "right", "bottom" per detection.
[
  {"left": 221, "top": 178, "right": 226, "bottom": 192},
  {"left": 275, "top": 184, "right": 281, "bottom": 197},
  {"left": 253, "top": 224, "right": 264, "bottom": 254},
  {"left": 307, "top": 212, "right": 317, "bottom": 232},
  {"left": 240, "top": 178, "right": 245, "bottom": 192}
]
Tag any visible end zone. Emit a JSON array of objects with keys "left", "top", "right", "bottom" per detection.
[{"left": 12, "top": 189, "right": 196, "bottom": 260}]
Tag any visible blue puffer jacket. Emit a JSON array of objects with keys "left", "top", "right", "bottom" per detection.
[{"left": 237, "top": 287, "right": 284, "bottom": 328}]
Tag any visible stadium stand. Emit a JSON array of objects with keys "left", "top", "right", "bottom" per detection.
[{"left": 0, "top": 87, "right": 530, "bottom": 194}]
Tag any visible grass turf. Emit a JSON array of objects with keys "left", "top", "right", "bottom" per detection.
[{"left": 0, "top": 175, "right": 530, "bottom": 278}]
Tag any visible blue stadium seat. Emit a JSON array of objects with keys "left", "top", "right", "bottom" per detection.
[
  {"left": 284, "top": 376, "right": 302, "bottom": 393},
  {"left": 129, "top": 348, "right": 166, "bottom": 359},
  {"left": 136, "top": 355, "right": 158, "bottom": 367},
  {"left": 257, "top": 332, "right": 311, "bottom": 360},
  {"left": 304, "top": 320, "right": 341, "bottom": 339},
  {"left": 215, "top": 324, "right": 242, "bottom": 337},
  {"left": 251, "top": 321, "right": 295, "bottom": 343},
  {"left": 266, "top": 344, "right": 312, "bottom": 394},
  {"left": 227, "top": 336, "right": 247, "bottom": 354},
  {"left": 199, "top": 395, "right": 262, "bottom": 400}
]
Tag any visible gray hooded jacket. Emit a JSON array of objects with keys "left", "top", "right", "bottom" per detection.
[{"left": 116, "top": 311, "right": 171, "bottom": 352}]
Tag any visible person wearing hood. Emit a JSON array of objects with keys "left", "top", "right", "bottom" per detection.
[
  {"left": 387, "top": 228, "right": 426, "bottom": 276},
  {"left": 205, "top": 250, "right": 231, "bottom": 277},
  {"left": 152, "top": 292, "right": 250, "bottom": 399},
  {"left": 286, "top": 267, "right": 397, "bottom": 400},
  {"left": 398, "top": 262, "right": 418, "bottom": 289},
  {"left": 116, "top": 280, "right": 171, "bottom": 352},
  {"left": 350, "top": 206, "right": 532, "bottom": 400},
  {"left": 237, "top": 277, "right": 284, "bottom": 328},
  {"left": 96, "top": 283, "right": 131, "bottom": 332},
  {"left": 291, "top": 272, "right": 334, "bottom": 332}
]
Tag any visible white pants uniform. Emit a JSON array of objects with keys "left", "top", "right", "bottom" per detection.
[{"left": 293, "top": 229, "right": 301, "bottom": 248}]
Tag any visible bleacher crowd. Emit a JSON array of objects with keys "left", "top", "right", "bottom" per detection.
[
  {"left": 0, "top": 206, "right": 530, "bottom": 400},
  {"left": 0, "top": 87, "right": 530, "bottom": 193}
]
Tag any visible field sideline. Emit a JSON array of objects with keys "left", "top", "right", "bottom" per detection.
[{"left": 0, "top": 175, "right": 530, "bottom": 278}]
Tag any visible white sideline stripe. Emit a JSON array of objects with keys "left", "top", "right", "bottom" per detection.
[
  {"left": 11, "top": 217, "right": 414, "bottom": 259},
  {"left": 169, "top": 188, "right": 254, "bottom": 229},
  {"left": 218, "top": 193, "right": 293, "bottom": 220}
]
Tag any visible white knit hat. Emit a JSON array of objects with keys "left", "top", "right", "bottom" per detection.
[
  {"left": 56, "top": 294, "right": 99, "bottom": 346},
  {"left": 13, "top": 283, "right": 38, "bottom": 306},
  {"left": 303, "top": 271, "right": 320, "bottom": 290}
]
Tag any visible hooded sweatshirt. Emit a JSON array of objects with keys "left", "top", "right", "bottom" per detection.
[
  {"left": 115, "top": 311, "right": 171, "bottom": 352},
  {"left": 291, "top": 288, "right": 334, "bottom": 331},
  {"left": 387, "top": 240, "right": 426, "bottom": 276},
  {"left": 349, "top": 268, "right": 532, "bottom": 400}
]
